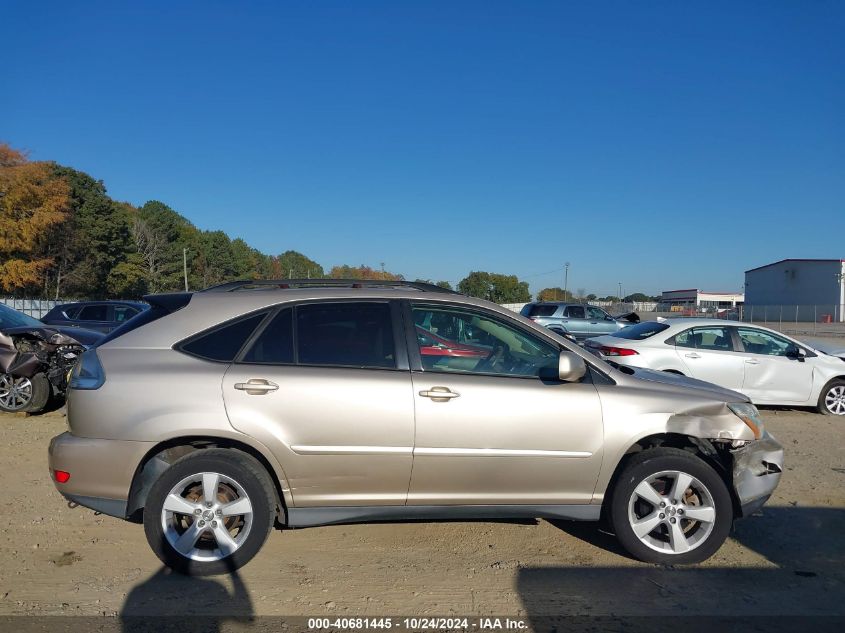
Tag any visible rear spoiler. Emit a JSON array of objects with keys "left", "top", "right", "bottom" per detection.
[
  {"left": 98, "top": 293, "right": 193, "bottom": 346},
  {"left": 142, "top": 292, "right": 194, "bottom": 313}
]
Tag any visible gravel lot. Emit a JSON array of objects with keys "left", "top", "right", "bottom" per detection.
[{"left": 1, "top": 405, "right": 843, "bottom": 628}]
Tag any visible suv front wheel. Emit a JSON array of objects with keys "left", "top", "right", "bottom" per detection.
[
  {"left": 143, "top": 449, "right": 276, "bottom": 575},
  {"left": 610, "top": 448, "right": 732, "bottom": 564}
]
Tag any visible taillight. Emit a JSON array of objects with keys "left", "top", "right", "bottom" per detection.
[
  {"left": 69, "top": 349, "right": 105, "bottom": 390},
  {"left": 599, "top": 345, "right": 639, "bottom": 357},
  {"left": 53, "top": 470, "right": 71, "bottom": 483}
]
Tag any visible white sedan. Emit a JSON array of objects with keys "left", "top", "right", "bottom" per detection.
[{"left": 584, "top": 318, "right": 845, "bottom": 416}]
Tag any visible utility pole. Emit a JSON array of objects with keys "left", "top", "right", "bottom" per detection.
[
  {"left": 618, "top": 282, "right": 622, "bottom": 302},
  {"left": 183, "top": 248, "right": 188, "bottom": 292},
  {"left": 564, "top": 262, "right": 570, "bottom": 300},
  {"left": 381, "top": 262, "right": 385, "bottom": 280}
]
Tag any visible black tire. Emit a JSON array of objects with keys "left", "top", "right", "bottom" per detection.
[
  {"left": 609, "top": 447, "right": 732, "bottom": 565},
  {"left": 0, "top": 372, "right": 50, "bottom": 414},
  {"left": 817, "top": 379, "right": 845, "bottom": 416},
  {"left": 143, "top": 449, "right": 276, "bottom": 576}
]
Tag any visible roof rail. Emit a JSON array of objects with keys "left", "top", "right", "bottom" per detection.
[{"left": 201, "top": 279, "right": 461, "bottom": 294}]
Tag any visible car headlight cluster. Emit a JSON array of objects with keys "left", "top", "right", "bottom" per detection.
[{"left": 728, "top": 402, "right": 765, "bottom": 440}]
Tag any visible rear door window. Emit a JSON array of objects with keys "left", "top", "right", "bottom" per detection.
[
  {"left": 180, "top": 312, "right": 269, "bottom": 362},
  {"left": 674, "top": 327, "right": 734, "bottom": 351},
  {"left": 78, "top": 304, "right": 108, "bottom": 321},
  {"left": 296, "top": 302, "right": 396, "bottom": 369},
  {"left": 564, "top": 305, "right": 586, "bottom": 319},
  {"left": 113, "top": 305, "right": 140, "bottom": 323},
  {"left": 241, "top": 309, "right": 294, "bottom": 364}
]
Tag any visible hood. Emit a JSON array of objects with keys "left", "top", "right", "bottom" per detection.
[
  {"left": 615, "top": 363, "right": 750, "bottom": 403},
  {"left": 1, "top": 325, "right": 104, "bottom": 348}
]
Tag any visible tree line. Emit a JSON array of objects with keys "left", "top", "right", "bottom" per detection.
[{"left": 0, "top": 143, "right": 656, "bottom": 304}]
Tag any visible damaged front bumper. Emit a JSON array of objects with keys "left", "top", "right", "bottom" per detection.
[{"left": 732, "top": 432, "right": 784, "bottom": 517}]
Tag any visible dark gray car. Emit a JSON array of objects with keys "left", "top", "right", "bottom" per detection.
[
  {"left": 42, "top": 300, "right": 148, "bottom": 333},
  {"left": 520, "top": 302, "right": 637, "bottom": 340}
]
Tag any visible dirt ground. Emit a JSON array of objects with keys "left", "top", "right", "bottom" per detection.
[{"left": 0, "top": 405, "right": 843, "bottom": 629}]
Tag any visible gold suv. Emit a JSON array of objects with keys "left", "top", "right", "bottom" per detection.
[{"left": 49, "top": 280, "right": 783, "bottom": 575}]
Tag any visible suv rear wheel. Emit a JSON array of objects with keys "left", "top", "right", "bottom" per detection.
[
  {"left": 609, "top": 447, "right": 732, "bottom": 564},
  {"left": 143, "top": 449, "right": 276, "bottom": 575}
]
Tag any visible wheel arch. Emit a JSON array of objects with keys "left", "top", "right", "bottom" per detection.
[
  {"left": 599, "top": 432, "right": 741, "bottom": 521},
  {"left": 126, "top": 435, "right": 292, "bottom": 524}
]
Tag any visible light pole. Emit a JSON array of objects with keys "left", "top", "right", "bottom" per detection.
[
  {"left": 183, "top": 248, "right": 189, "bottom": 292},
  {"left": 564, "top": 262, "right": 570, "bottom": 300},
  {"left": 618, "top": 282, "right": 622, "bottom": 302}
]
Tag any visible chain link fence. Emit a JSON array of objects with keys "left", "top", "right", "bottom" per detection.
[{"left": 1, "top": 297, "right": 72, "bottom": 319}]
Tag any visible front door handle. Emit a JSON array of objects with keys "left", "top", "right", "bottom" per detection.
[
  {"left": 745, "top": 359, "right": 761, "bottom": 365},
  {"left": 684, "top": 353, "right": 701, "bottom": 359},
  {"left": 419, "top": 387, "right": 460, "bottom": 402},
  {"left": 234, "top": 379, "right": 279, "bottom": 395}
]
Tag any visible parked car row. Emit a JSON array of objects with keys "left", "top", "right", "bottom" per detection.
[
  {"left": 48, "top": 279, "right": 782, "bottom": 576},
  {"left": 583, "top": 318, "right": 845, "bottom": 416},
  {"left": 0, "top": 301, "right": 147, "bottom": 413}
]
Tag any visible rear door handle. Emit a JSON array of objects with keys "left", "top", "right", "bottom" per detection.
[
  {"left": 684, "top": 353, "right": 701, "bottom": 359},
  {"left": 419, "top": 387, "right": 460, "bottom": 402},
  {"left": 745, "top": 359, "right": 761, "bottom": 365},
  {"left": 234, "top": 379, "right": 279, "bottom": 395}
]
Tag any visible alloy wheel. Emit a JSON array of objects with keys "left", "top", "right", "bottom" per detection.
[
  {"left": 160, "top": 471, "right": 254, "bottom": 562},
  {"left": 0, "top": 374, "right": 33, "bottom": 411},
  {"left": 824, "top": 385, "right": 845, "bottom": 415},
  {"left": 627, "top": 469, "right": 716, "bottom": 555}
]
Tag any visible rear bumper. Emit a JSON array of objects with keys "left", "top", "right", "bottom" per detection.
[
  {"left": 732, "top": 433, "right": 784, "bottom": 517},
  {"left": 48, "top": 432, "right": 157, "bottom": 519}
]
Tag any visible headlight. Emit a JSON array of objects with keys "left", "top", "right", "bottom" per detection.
[{"left": 728, "top": 402, "right": 765, "bottom": 440}]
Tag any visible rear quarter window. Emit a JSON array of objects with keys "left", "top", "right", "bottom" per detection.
[
  {"left": 178, "top": 312, "right": 269, "bottom": 362},
  {"left": 527, "top": 304, "right": 558, "bottom": 317}
]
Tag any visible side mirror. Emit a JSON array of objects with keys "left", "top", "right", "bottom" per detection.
[
  {"left": 786, "top": 345, "right": 806, "bottom": 359},
  {"left": 558, "top": 351, "right": 587, "bottom": 382}
]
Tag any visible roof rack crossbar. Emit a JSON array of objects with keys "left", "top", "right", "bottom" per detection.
[{"left": 201, "top": 279, "right": 460, "bottom": 294}]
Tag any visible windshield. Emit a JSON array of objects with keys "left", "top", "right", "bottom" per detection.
[
  {"left": 0, "top": 304, "right": 43, "bottom": 329},
  {"left": 611, "top": 321, "right": 670, "bottom": 340}
]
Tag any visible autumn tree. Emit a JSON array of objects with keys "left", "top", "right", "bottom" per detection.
[
  {"left": 537, "top": 287, "right": 573, "bottom": 302},
  {"left": 0, "top": 144, "right": 71, "bottom": 292},
  {"left": 272, "top": 250, "right": 324, "bottom": 279},
  {"left": 458, "top": 271, "right": 531, "bottom": 303},
  {"left": 329, "top": 264, "right": 403, "bottom": 280}
]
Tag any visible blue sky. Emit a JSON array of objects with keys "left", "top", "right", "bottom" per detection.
[{"left": 3, "top": 1, "right": 843, "bottom": 296}]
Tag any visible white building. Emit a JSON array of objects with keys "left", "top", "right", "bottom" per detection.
[
  {"left": 744, "top": 258, "right": 845, "bottom": 322},
  {"left": 658, "top": 289, "right": 744, "bottom": 314}
]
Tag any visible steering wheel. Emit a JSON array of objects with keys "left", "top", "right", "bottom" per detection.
[{"left": 476, "top": 342, "right": 516, "bottom": 374}]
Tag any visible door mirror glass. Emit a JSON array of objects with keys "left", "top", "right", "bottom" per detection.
[{"left": 558, "top": 351, "right": 587, "bottom": 382}]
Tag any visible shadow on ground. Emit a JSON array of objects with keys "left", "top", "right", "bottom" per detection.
[
  {"left": 120, "top": 564, "right": 253, "bottom": 632},
  {"left": 520, "top": 507, "right": 845, "bottom": 630}
]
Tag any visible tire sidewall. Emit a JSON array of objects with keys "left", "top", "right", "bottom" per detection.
[
  {"left": 610, "top": 450, "right": 733, "bottom": 565},
  {"left": 0, "top": 373, "right": 49, "bottom": 413},
  {"left": 143, "top": 450, "right": 275, "bottom": 576},
  {"left": 818, "top": 379, "right": 845, "bottom": 416}
]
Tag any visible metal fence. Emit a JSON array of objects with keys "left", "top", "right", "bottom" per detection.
[
  {"left": 1, "top": 297, "right": 71, "bottom": 319},
  {"left": 637, "top": 303, "right": 845, "bottom": 338}
]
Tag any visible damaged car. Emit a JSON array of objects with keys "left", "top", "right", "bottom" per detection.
[
  {"left": 48, "top": 281, "right": 783, "bottom": 575},
  {"left": 0, "top": 304, "right": 103, "bottom": 414}
]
